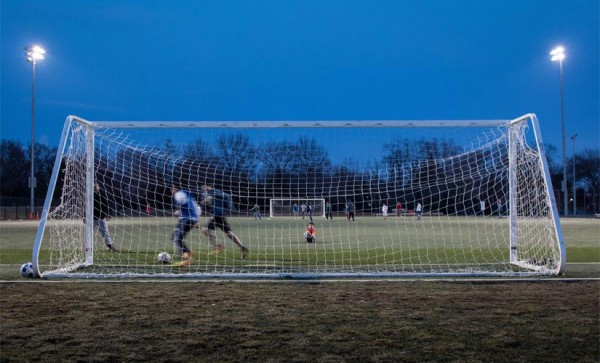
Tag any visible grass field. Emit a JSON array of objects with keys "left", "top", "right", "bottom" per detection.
[
  {"left": 1, "top": 216, "right": 598, "bottom": 278},
  {"left": 0, "top": 218, "right": 598, "bottom": 362}
]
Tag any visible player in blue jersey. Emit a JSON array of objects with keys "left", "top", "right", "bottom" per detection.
[
  {"left": 201, "top": 183, "right": 249, "bottom": 259},
  {"left": 171, "top": 185, "right": 200, "bottom": 267}
]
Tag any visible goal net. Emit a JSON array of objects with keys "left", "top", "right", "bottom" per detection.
[
  {"left": 30, "top": 114, "right": 565, "bottom": 278},
  {"left": 269, "top": 199, "right": 325, "bottom": 218}
]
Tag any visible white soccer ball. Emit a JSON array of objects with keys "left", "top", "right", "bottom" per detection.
[
  {"left": 20, "top": 262, "right": 34, "bottom": 278},
  {"left": 157, "top": 252, "right": 172, "bottom": 264}
]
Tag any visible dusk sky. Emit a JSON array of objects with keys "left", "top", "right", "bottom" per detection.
[{"left": 1, "top": 0, "right": 598, "bottom": 159}]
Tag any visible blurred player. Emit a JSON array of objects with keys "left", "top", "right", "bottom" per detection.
[
  {"left": 171, "top": 185, "right": 199, "bottom": 267},
  {"left": 382, "top": 203, "right": 388, "bottom": 220},
  {"left": 416, "top": 202, "right": 422, "bottom": 220},
  {"left": 250, "top": 203, "right": 262, "bottom": 220},
  {"left": 202, "top": 183, "right": 249, "bottom": 259}
]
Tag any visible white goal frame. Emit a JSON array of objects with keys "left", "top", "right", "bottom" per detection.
[
  {"left": 269, "top": 198, "right": 326, "bottom": 218},
  {"left": 30, "top": 114, "right": 566, "bottom": 278}
]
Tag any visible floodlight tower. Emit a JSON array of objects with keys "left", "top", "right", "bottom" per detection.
[
  {"left": 25, "top": 45, "right": 45, "bottom": 220},
  {"left": 550, "top": 46, "right": 567, "bottom": 216},
  {"left": 571, "top": 133, "right": 577, "bottom": 215}
]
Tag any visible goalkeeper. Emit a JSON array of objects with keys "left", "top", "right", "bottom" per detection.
[{"left": 201, "top": 183, "right": 249, "bottom": 259}]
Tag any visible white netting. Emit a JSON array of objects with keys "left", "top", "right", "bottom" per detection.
[{"left": 35, "top": 116, "right": 564, "bottom": 277}]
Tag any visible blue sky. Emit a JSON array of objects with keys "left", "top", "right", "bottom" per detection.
[{"left": 1, "top": 0, "right": 598, "bottom": 160}]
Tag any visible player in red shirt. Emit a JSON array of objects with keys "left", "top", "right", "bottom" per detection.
[
  {"left": 396, "top": 201, "right": 403, "bottom": 218},
  {"left": 304, "top": 222, "right": 316, "bottom": 243}
]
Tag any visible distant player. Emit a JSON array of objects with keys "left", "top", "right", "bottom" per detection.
[
  {"left": 382, "top": 203, "right": 388, "bottom": 220},
  {"left": 250, "top": 203, "right": 262, "bottom": 220},
  {"left": 293, "top": 203, "right": 299, "bottom": 219},
  {"left": 396, "top": 201, "right": 403, "bottom": 218},
  {"left": 325, "top": 201, "right": 333, "bottom": 220},
  {"left": 171, "top": 185, "right": 199, "bottom": 267},
  {"left": 496, "top": 199, "right": 504, "bottom": 218},
  {"left": 307, "top": 203, "right": 314, "bottom": 222},
  {"left": 347, "top": 202, "right": 355, "bottom": 222},
  {"left": 415, "top": 202, "right": 422, "bottom": 220},
  {"left": 304, "top": 222, "right": 316, "bottom": 243},
  {"left": 301, "top": 202, "right": 307, "bottom": 219},
  {"left": 201, "top": 183, "right": 249, "bottom": 259}
]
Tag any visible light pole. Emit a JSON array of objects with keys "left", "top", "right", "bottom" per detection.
[
  {"left": 25, "top": 45, "right": 45, "bottom": 220},
  {"left": 571, "top": 133, "right": 577, "bottom": 216},
  {"left": 550, "top": 46, "right": 567, "bottom": 216}
]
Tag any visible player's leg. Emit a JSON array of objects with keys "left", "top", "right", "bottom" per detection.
[
  {"left": 221, "top": 217, "right": 249, "bottom": 259},
  {"left": 171, "top": 220, "right": 185, "bottom": 257},
  {"left": 173, "top": 219, "right": 195, "bottom": 266},
  {"left": 96, "top": 219, "right": 117, "bottom": 252},
  {"left": 203, "top": 218, "right": 223, "bottom": 254}
]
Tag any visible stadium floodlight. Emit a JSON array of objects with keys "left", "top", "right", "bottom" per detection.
[
  {"left": 550, "top": 46, "right": 565, "bottom": 62},
  {"left": 24, "top": 45, "right": 45, "bottom": 220},
  {"left": 550, "top": 45, "right": 568, "bottom": 216},
  {"left": 25, "top": 45, "right": 46, "bottom": 62},
  {"left": 571, "top": 134, "right": 577, "bottom": 215}
]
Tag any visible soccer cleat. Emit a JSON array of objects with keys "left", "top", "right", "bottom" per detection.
[
  {"left": 208, "top": 245, "right": 225, "bottom": 256},
  {"left": 107, "top": 245, "right": 118, "bottom": 252},
  {"left": 172, "top": 251, "right": 192, "bottom": 267},
  {"left": 240, "top": 246, "right": 250, "bottom": 259}
]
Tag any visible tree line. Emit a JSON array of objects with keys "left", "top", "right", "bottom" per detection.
[{"left": 1, "top": 137, "right": 599, "bottom": 214}]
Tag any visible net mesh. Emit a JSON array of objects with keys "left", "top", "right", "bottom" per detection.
[{"left": 38, "top": 117, "right": 563, "bottom": 277}]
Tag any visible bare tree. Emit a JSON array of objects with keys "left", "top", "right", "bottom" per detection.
[
  {"left": 216, "top": 132, "right": 257, "bottom": 176},
  {"left": 573, "top": 149, "right": 600, "bottom": 212},
  {"left": 260, "top": 140, "right": 297, "bottom": 174},
  {"left": 0, "top": 140, "right": 28, "bottom": 198},
  {"left": 183, "top": 138, "right": 214, "bottom": 163},
  {"left": 292, "top": 136, "right": 331, "bottom": 174}
]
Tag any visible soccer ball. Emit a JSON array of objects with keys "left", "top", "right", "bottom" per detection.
[
  {"left": 20, "top": 262, "right": 35, "bottom": 278},
  {"left": 157, "top": 252, "right": 172, "bottom": 264}
]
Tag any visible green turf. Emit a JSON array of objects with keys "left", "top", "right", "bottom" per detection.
[{"left": 0, "top": 216, "right": 598, "bottom": 278}]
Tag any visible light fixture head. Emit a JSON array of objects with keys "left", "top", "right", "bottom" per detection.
[
  {"left": 550, "top": 46, "right": 565, "bottom": 62},
  {"left": 25, "top": 45, "right": 46, "bottom": 63}
]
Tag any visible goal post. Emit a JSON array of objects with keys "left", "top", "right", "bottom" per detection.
[
  {"left": 269, "top": 198, "right": 326, "bottom": 218},
  {"left": 30, "top": 114, "right": 565, "bottom": 278}
]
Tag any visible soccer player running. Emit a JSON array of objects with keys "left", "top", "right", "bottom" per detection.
[
  {"left": 382, "top": 203, "right": 388, "bottom": 220},
  {"left": 415, "top": 202, "right": 423, "bottom": 220},
  {"left": 171, "top": 185, "right": 199, "bottom": 267},
  {"left": 201, "top": 183, "right": 249, "bottom": 259}
]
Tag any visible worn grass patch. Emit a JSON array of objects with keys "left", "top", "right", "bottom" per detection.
[{"left": 0, "top": 281, "right": 598, "bottom": 362}]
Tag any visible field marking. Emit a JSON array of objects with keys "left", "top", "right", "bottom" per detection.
[{"left": 1, "top": 277, "right": 599, "bottom": 284}]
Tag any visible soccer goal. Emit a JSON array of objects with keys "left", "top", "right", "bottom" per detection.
[
  {"left": 269, "top": 198, "right": 325, "bottom": 218},
  {"left": 30, "top": 114, "right": 565, "bottom": 278}
]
